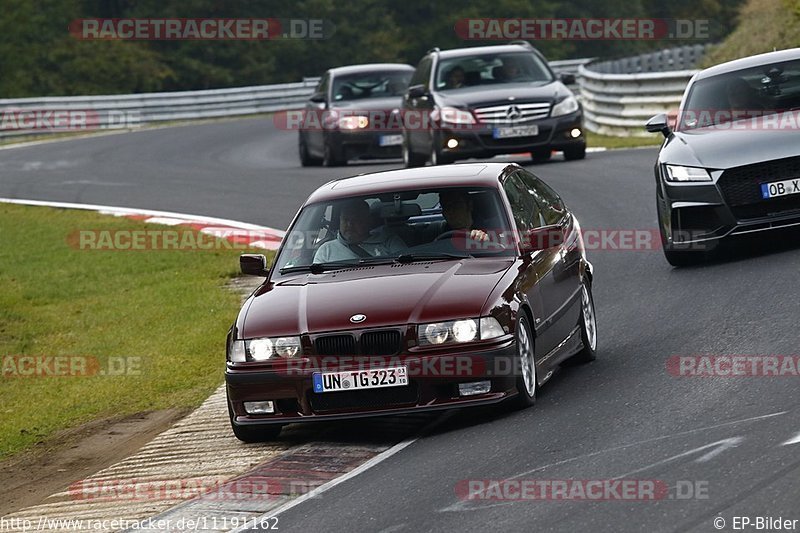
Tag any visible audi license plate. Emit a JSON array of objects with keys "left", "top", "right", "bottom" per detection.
[
  {"left": 492, "top": 125, "right": 539, "bottom": 139},
  {"left": 761, "top": 178, "right": 800, "bottom": 199},
  {"left": 313, "top": 366, "right": 408, "bottom": 393}
]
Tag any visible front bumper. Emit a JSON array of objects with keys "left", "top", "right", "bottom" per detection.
[
  {"left": 226, "top": 337, "right": 518, "bottom": 427},
  {"left": 435, "top": 111, "right": 584, "bottom": 160},
  {"left": 328, "top": 129, "right": 403, "bottom": 160},
  {"left": 659, "top": 167, "right": 800, "bottom": 249}
]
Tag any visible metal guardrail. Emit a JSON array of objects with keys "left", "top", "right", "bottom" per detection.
[
  {"left": 577, "top": 45, "right": 713, "bottom": 137},
  {"left": 0, "top": 50, "right": 704, "bottom": 139}
]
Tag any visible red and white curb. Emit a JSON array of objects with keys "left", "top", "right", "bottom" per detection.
[{"left": 0, "top": 198, "right": 285, "bottom": 251}]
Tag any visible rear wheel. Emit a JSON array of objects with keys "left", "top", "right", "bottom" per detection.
[
  {"left": 510, "top": 314, "right": 537, "bottom": 409},
  {"left": 568, "top": 282, "right": 598, "bottom": 364},
  {"left": 563, "top": 145, "right": 586, "bottom": 161},
  {"left": 227, "top": 399, "right": 282, "bottom": 443}
]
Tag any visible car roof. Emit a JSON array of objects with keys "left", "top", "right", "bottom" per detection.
[
  {"left": 304, "top": 163, "right": 516, "bottom": 204},
  {"left": 695, "top": 47, "right": 800, "bottom": 80},
  {"left": 328, "top": 63, "right": 415, "bottom": 76},
  {"left": 434, "top": 43, "right": 543, "bottom": 60}
]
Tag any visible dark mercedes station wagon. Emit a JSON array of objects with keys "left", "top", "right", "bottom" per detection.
[{"left": 225, "top": 163, "right": 597, "bottom": 441}]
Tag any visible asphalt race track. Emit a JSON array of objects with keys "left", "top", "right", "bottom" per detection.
[{"left": 2, "top": 118, "right": 799, "bottom": 533}]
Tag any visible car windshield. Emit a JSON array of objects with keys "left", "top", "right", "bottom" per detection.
[
  {"left": 332, "top": 71, "right": 412, "bottom": 101},
  {"left": 679, "top": 58, "right": 800, "bottom": 129},
  {"left": 274, "top": 186, "right": 515, "bottom": 274},
  {"left": 435, "top": 52, "right": 553, "bottom": 91}
]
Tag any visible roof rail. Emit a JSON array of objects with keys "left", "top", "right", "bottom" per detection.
[
  {"left": 508, "top": 40, "right": 534, "bottom": 48},
  {"left": 426, "top": 47, "right": 441, "bottom": 54}
]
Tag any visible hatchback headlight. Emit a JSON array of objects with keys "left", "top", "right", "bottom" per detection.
[
  {"left": 338, "top": 115, "right": 369, "bottom": 130},
  {"left": 551, "top": 96, "right": 579, "bottom": 117},
  {"left": 417, "top": 317, "right": 506, "bottom": 346},
  {"left": 229, "top": 337, "right": 302, "bottom": 361},
  {"left": 664, "top": 165, "right": 712, "bottom": 182}
]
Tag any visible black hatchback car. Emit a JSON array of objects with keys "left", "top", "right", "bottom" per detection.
[
  {"left": 298, "top": 63, "right": 414, "bottom": 167},
  {"left": 401, "top": 42, "right": 585, "bottom": 166},
  {"left": 646, "top": 48, "right": 800, "bottom": 266}
]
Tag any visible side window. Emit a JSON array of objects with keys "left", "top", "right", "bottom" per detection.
[
  {"left": 410, "top": 57, "right": 433, "bottom": 89},
  {"left": 503, "top": 174, "right": 542, "bottom": 232},
  {"left": 517, "top": 170, "right": 566, "bottom": 226}
]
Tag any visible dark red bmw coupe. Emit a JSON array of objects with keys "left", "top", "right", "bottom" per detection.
[{"left": 225, "top": 162, "right": 597, "bottom": 441}]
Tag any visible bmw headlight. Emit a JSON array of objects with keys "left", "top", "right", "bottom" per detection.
[
  {"left": 338, "top": 115, "right": 369, "bottom": 130},
  {"left": 551, "top": 96, "right": 579, "bottom": 117},
  {"left": 417, "top": 317, "right": 506, "bottom": 346},
  {"left": 664, "top": 165, "right": 712, "bottom": 182},
  {"left": 229, "top": 337, "right": 302, "bottom": 361}
]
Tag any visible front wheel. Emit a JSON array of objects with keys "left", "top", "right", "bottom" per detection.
[
  {"left": 510, "top": 314, "right": 537, "bottom": 409},
  {"left": 299, "top": 133, "right": 321, "bottom": 167},
  {"left": 323, "top": 139, "right": 346, "bottom": 167},
  {"left": 563, "top": 145, "right": 586, "bottom": 161},
  {"left": 403, "top": 135, "right": 426, "bottom": 168}
]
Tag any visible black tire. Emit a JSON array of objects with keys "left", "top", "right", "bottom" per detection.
[
  {"left": 510, "top": 314, "right": 537, "bottom": 409},
  {"left": 298, "top": 133, "right": 322, "bottom": 167},
  {"left": 563, "top": 145, "right": 586, "bottom": 161},
  {"left": 403, "top": 135, "right": 426, "bottom": 168},
  {"left": 228, "top": 400, "right": 282, "bottom": 443},
  {"left": 429, "top": 132, "right": 453, "bottom": 166},
  {"left": 323, "top": 139, "right": 346, "bottom": 167},
  {"left": 531, "top": 148, "right": 552, "bottom": 163},
  {"left": 567, "top": 282, "right": 598, "bottom": 364}
]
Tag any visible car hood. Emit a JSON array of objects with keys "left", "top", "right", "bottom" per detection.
[
  {"left": 332, "top": 97, "right": 403, "bottom": 112},
  {"left": 663, "top": 127, "right": 800, "bottom": 169},
  {"left": 438, "top": 81, "right": 572, "bottom": 108},
  {"left": 241, "top": 259, "right": 514, "bottom": 338}
]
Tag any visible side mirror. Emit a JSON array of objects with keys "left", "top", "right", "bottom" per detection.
[
  {"left": 519, "top": 225, "right": 565, "bottom": 254},
  {"left": 559, "top": 73, "right": 576, "bottom": 85},
  {"left": 406, "top": 85, "right": 427, "bottom": 99},
  {"left": 240, "top": 254, "right": 270, "bottom": 276},
  {"left": 645, "top": 113, "right": 671, "bottom": 138},
  {"left": 309, "top": 92, "right": 326, "bottom": 104}
]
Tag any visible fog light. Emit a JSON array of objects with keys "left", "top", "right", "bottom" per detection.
[
  {"left": 244, "top": 401, "right": 275, "bottom": 414},
  {"left": 458, "top": 381, "right": 491, "bottom": 396},
  {"left": 446, "top": 138, "right": 459, "bottom": 149},
  {"left": 570, "top": 128, "right": 582, "bottom": 138}
]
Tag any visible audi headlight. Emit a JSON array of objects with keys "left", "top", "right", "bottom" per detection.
[
  {"left": 551, "top": 96, "right": 579, "bottom": 117},
  {"left": 242, "top": 336, "right": 301, "bottom": 361},
  {"left": 338, "top": 115, "right": 369, "bottom": 130},
  {"left": 417, "top": 317, "right": 506, "bottom": 346},
  {"left": 664, "top": 165, "right": 712, "bottom": 182},
  {"left": 438, "top": 107, "right": 476, "bottom": 125}
]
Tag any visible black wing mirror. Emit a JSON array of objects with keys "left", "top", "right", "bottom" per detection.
[
  {"left": 406, "top": 85, "right": 427, "bottom": 99},
  {"left": 559, "top": 73, "right": 576, "bottom": 85},
  {"left": 240, "top": 254, "right": 270, "bottom": 276},
  {"left": 645, "top": 113, "right": 671, "bottom": 138}
]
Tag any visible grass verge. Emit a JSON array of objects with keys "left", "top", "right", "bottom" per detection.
[
  {"left": 0, "top": 204, "right": 266, "bottom": 459},
  {"left": 586, "top": 131, "right": 662, "bottom": 150}
]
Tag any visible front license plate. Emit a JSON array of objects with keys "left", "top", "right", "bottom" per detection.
[
  {"left": 312, "top": 366, "right": 408, "bottom": 393},
  {"left": 492, "top": 125, "right": 539, "bottom": 139},
  {"left": 761, "top": 178, "right": 800, "bottom": 199},
  {"left": 379, "top": 134, "right": 403, "bottom": 147}
]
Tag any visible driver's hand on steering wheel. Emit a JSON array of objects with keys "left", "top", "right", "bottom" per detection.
[{"left": 469, "top": 229, "right": 489, "bottom": 242}]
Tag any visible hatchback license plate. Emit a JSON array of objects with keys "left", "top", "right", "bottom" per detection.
[
  {"left": 379, "top": 134, "right": 403, "bottom": 147},
  {"left": 313, "top": 366, "right": 408, "bottom": 393}
]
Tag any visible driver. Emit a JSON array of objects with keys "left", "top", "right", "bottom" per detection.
[
  {"left": 314, "top": 200, "right": 406, "bottom": 263},
  {"left": 437, "top": 190, "right": 490, "bottom": 243}
]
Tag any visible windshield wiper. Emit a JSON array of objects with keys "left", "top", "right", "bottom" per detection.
[
  {"left": 279, "top": 257, "right": 396, "bottom": 274},
  {"left": 394, "top": 252, "right": 472, "bottom": 263}
]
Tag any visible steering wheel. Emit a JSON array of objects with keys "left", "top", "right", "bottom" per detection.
[{"left": 434, "top": 229, "right": 506, "bottom": 250}]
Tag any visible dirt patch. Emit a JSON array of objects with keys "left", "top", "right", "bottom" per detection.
[{"left": 0, "top": 408, "right": 188, "bottom": 517}]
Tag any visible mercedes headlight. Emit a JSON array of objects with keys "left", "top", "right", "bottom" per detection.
[
  {"left": 437, "top": 107, "right": 476, "bottom": 125},
  {"left": 551, "top": 96, "right": 579, "bottom": 117},
  {"left": 664, "top": 165, "right": 712, "bottom": 182}
]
